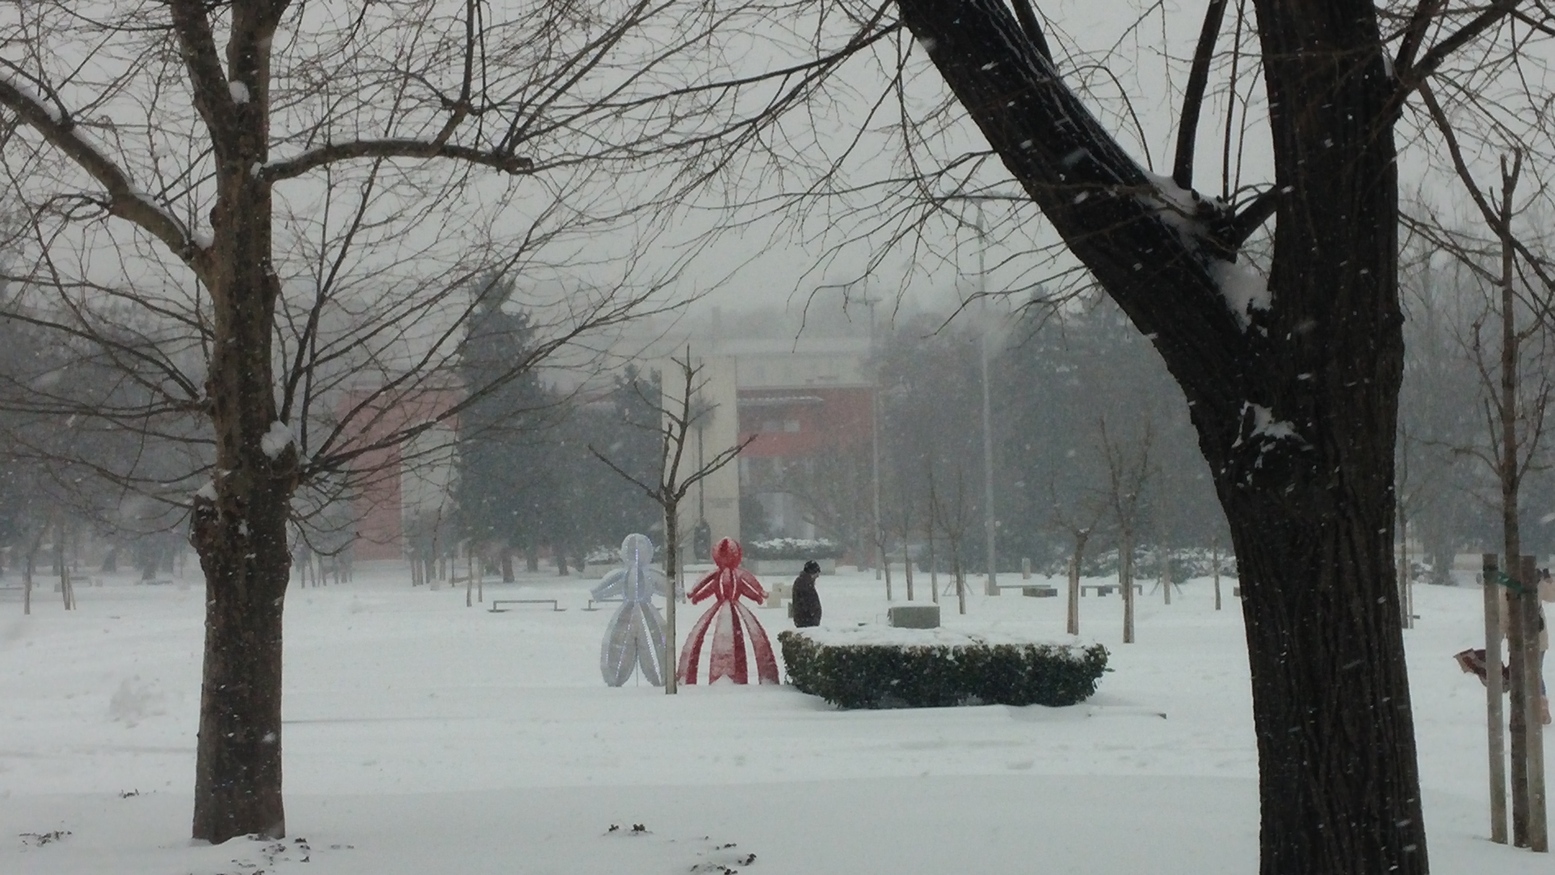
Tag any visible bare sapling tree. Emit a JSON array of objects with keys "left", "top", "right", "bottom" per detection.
[
  {"left": 1411, "top": 136, "right": 1555, "bottom": 848},
  {"left": 0, "top": 305, "right": 195, "bottom": 614},
  {"left": 0, "top": 0, "right": 892, "bottom": 842},
  {"left": 867, "top": 1, "right": 1555, "bottom": 869},
  {"left": 881, "top": 485, "right": 916, "bottom": 601},
  {"left": 1047, "top": 481, "right": 1107, "bottom": 636},
  {"left": 923, "top": 469, "right": 940, "bottom": 604},
  {"left": 1212, "top": 536, "right": 1223, "bottom": 612},
  {"left": 929, "top": 464, "right": 973, "bottom": 614},
  {"left": 873, "top": 513, "right": 894, "bottom": 599},
  {"left": 590, "top": 348, "right": 756, "bottom": 695},
  {"left": 1100, "top": 417, "right": 1153, "bottom": 645}
]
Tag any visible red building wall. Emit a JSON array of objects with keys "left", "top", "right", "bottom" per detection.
[
  {"left": 336, "top": 386, "right": 462, "bottom": 561},
  {"left": 737, "top": 387, "right": 873, "bottom": 457}
]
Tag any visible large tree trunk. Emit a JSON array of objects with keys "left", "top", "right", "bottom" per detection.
[
  {"left": 184, "top": 5, "right": 297, "bottom": 843},
  {"left": 1236, "top": 12, "right": 1419, "bottom": 870},
  {"left": 894, "top": 1, "right": 1424, "bottom": 871},
  {"left": 189, "top": 230, "right": 295, "bottom": 841}
]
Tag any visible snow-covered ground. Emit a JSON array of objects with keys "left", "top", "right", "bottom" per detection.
[{"left": 1, "top": 562, "right": 1548, "bottom": 873}]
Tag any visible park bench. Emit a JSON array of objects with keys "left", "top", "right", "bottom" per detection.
[
  {"left": 991, "top": 583, "right": 1057, "bottom": 597},
  {"left": 1079, "top": 583, "right": 1143, "bottom": 597},
  {"left": 489, "top": 599, "right": 564, "bottom": 613},
  {"left": 887, "top": 604, "right": 941, "bottom": 629},
  {"left": 765, "top": 582, "right": 792, "bottom": 608}
]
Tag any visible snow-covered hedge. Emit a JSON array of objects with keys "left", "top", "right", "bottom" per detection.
[
  {"left": 1038, "top": 547, "right": 1237, "bottom": 580},
  {"left": 777, "top": 628, "right": 1108, "bottom": 710},
  {"left": 744, "top": 538, "right": 845, "bottom": 561}
]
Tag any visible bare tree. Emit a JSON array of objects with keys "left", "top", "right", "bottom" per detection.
[
  {"left": 1099, "top": 417, "right": 1154, "bottom": 645},
  {"left": 880, "top": 476, "right": 917, "bottom": 600},
  {"left": 929, "top": 464, "right": 974, "bottom": 614},
  {"left": 1417, "top": 145, "right": 1555, "bottom": 849},
  {"left": 0, "top": 0, "right": 888, "bottom": 842},
  {"left": 870, "top": 1, "right": 1555, "bottom": 870},
  {"left": 590, "top": 348, "right": 755, "bottom": 695},
  {"left": 1047, "top": 482, "right": 1107, "bottom": 636}
]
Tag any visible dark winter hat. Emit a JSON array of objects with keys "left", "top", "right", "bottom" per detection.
[{"left": 803, "top": 560, "right": 821, "bottom": 575}]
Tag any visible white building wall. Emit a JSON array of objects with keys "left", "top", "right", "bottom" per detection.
[{"left": 664, "top": 352, "right": 742, "bottom": 561}]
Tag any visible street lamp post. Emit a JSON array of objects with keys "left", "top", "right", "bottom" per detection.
[
  {"left": 982, "top": 329, "right": 998, "bottom": 595},
  {"left": 973, "top": 202, "right": 998, "bottom": 596},
  {"left": 868, "top": 296, "right": 887, "bottom": 595}
]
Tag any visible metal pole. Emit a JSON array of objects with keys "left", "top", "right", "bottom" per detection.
[
  {"left": 870, "top": 297, "right": 884, "bottom": 588},
  {"left": 981, "top": 330, "right": 997, "bottom": 595},
  {"left": 976, "top": 203, "right": 997, "bottom": 596}
]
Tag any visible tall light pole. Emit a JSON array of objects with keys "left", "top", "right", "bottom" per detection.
[
  {"left": 982, "top": 328, "right": 998, "bottom": 595},
  {"left": 868, "top": 295, "right": 887, "bottom": 594},
  {"left": 975, "top": 203, "right": 998, "bottom": 596}
]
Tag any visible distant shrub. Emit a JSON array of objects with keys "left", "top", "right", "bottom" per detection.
[
  {"left": 1039, "top": 547, "right": 1237, "bottom": 580},
  {"left": 745, "top": 538, "right": 845, "bottom": 561},
  {"left": 778, "top": 630, "right": 1108, "bottom": 710}
]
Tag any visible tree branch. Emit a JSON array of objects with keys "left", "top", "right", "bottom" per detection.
[
  {"left": 263, "top": 139, "right": 534, "bottom": 182},
  {"left": 1395, "top": 0, "right": 1520, "bottom": 99},
  {"left": 895, "top": 0, "right": 1253, "bottom": 422},
  {"left": 672, "top": 434, "right": 758, "bottom": 501},
  {"left": 1006, "top": 0, "right": 1053, "bottom": 62},
  {"left": 1417, "top": 81, "right": 1500, "bottom": 232},
  {"left": 1172, "top": 0, "right": 1227, "bottom": 190},
  {"left": 0, "top": 77, "right": 206, "bottom": 275},
  {"left": 1392, "top": 0, "right": 1445, "bottom": 75},
  {"left": 589, "top": 445, "right": 663, "bottom": 504},
  {"left": 167, "top": 0, "right": 236, "bottom": 143},
  {"left": 1227, "top": 185, "right": 1280, "bottom": 246}
]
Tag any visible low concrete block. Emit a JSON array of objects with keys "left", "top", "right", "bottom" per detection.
[{"left": 887, "top": 604, "right": 941, "bottom": 629}]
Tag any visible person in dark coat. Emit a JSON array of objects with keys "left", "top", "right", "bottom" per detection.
[{"left": 791, "top": 560, "right": 822, "bottom": 627}]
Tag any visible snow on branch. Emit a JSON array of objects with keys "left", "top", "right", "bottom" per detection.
[
  {"left": 1209, "top": 258, "right": 1271, "bottom": 331},
  {"left": 0, "top": 75, "right": 205, "bottom": 272},
  {"left": 261, "top": 421, "right": 295, "bottom": 459}
]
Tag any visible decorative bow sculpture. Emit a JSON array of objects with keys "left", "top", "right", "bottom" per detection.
[
  {"left": 592, "top": 533, "right": 669, "bottom": 686},
  {"left": 677, "top": 537, "right": 779, "bottom": 685}
]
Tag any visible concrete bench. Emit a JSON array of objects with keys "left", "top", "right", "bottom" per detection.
[
  {"left": 990, "top": 583, "right": 1057, "bottom": 597},
  {"left": 489, "top": 599, "right": 564, "bottom": 613},
  {"left": 765, "top": 582, "right": 792, "bottom": 609},
  {"left": 1080, "top": 584, "right": 1143, "bottom": 597},
  {"left": 887, "top": 604, "right": 941, "bottom": 629}
]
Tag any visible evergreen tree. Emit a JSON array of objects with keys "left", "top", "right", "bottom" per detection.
[
  {"left": 994, "top": 298, "right": 1222, "bottom": 573},
  {"left": 875, "top": 314, "right": 983, "bottom": 571},
  {"left": 454, "top": 276, "right": 559, "bottom": 572},
  {"left": 597, "top": 364, "right": 664, "bottom": 540}
]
